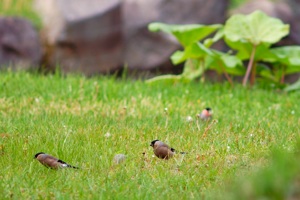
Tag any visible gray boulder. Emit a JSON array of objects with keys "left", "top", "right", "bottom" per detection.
[
  {"left": 0, "top": 17, "right": 41, "bottom": 70},
  {"left": 35, "top": 0, "right": 229, "bottom": 75},
  {"left": 35, "top": 0, "right": 123, "bottom": 75},
  {"left": 123, "top": 0, "right": 229, "bottom": 70}
]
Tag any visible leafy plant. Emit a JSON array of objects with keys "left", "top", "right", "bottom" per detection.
[
  {"left": 224, "top": 11, "right": 289, "bottom": 86},
  {"left": 147, "top": 23, "right": 227, "bottom": 84},
  {"left": 284, "top": 78, "right": 300, "bottom": 92},
  {"left": 147, "top": 11, "right": 300, "bottom": 89},
  {"left": 147, "top": 23, "right": 243, "bottom": 85}
]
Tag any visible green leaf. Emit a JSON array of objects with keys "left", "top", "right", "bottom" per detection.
[
  {"left": 148, "top": 22, "right": 222, "bottom": 47},
  {"left": 170, "top": 43, "right": 213, "bottom": 65},
  {"left": 225, "top": 39, "right": 275, "bottom": 61},
  {"left": 145, "top": 74, "right": 183, "bottom": 84},
  {"left": 204, "top": 27, "right": 224, "bottom": 47},
  {"left": 181, "top": 59, "right": 205, "bottom": 80},
  {"left": 256, "top": 64, "right": 277, "bottom": 82},
  {"left": 285, "top": 65, "right": 300, "bottom": 74},
  {"left": 170, "top": 51, "right": 186, "bottom": 65},
  {"left": 224, "top": 11, "right": 289, "bottom": 46},
  {"left": 213, "top": 50, "right": 242, "bottom": 68},
  {"left": 206, "top": 50, "right": 245, "bottom": 75},
  {"left": 270, "top": 46, "right": 300, "bottom": 67},
  {"left": 284, "top": 79, "right": 300, "bottom": 92}
]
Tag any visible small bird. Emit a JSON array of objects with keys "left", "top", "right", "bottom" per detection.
[
  {"left": 34, "top": 152, "right": 79, "bottom": 169},
  {"left": 150, "top": 140, "right": 178, "bottom": 160},
  {"left": 197, "top": 107, "right": 213, "bottom": 121}
]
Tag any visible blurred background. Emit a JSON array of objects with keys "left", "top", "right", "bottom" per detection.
[{"left": 0, "top": 0, "right": 299, "bottom": 77}]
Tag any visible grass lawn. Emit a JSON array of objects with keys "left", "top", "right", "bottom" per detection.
[{"left": 0, "top": 71, "right": 299, "bottom": 199}]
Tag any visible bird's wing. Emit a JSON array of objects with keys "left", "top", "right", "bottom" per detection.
[
  {"left": 57, "top": 159, "right": 71, "bottom": 168},
  {"left": 159, "top": 142, "right": 176, "bottom": 152},
  {"left": 57, "top": 159, "right": 67, "bottom": 164},
  {"left": 160, "top": 142, "right": 171, "bottom": 148},
  {"left": 39, "top": 155, "right": 60, "bottom": 168},
  {"left": 58, "top": 159, "right": 79, "bottom": 169},
  {"left": 43, "top": 154, "right": 59, "bottom": 162}
]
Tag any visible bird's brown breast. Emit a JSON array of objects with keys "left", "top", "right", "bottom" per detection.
[
  {"left": 37, "top": 154, "right": 60, "bottom": 169},
  {"left": 154, "top": 146, "right": 174, "bottom": 159}
]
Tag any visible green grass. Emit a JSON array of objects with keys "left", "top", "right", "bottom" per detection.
[
  {"left": 223, "top": 142, "right": 300, "bottom": 200},
  {"left": 0, "top": 70, "right": 299, "bottom": 199}
]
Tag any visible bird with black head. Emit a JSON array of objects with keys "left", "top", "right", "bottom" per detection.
[{"left": 34, "top": 152, "right": 79, "bottom": 169}]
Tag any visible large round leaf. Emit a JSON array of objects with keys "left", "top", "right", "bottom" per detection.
[
  {"left": 148, "top": 22, "right": 222, "bottom": 47},
  {"left": 206, "top": 50, "right": 245, "bottom": 76},
  {"left": 270, "top": 46, "right": 300, "bottom": 66},
  {"left": 268, "top": 46, "right": 300, "bottom": 74},
  {"left": 285, "top": 78, "right": 300, "bottom": 92},
  {"left": 224, "top": 11, "right": 289, "bottom": 46},
  {"left": 225, "top": 39, "right": 275, "bottom": 61}
]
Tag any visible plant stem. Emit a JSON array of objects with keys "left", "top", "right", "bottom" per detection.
[
  {"left": 202, "top": 120, "right": 216, "bottom": 138},
  {"left": 243, "top": 45, "right": 257, "bottom": 86},
  {"left": 200, "top": 59, "right": 205, "bottom": 83},
  {"left": 250, "top": 62, "right": 256, "bottom": 86},
  {"left": 280, "top": 65, "right": 286, "bottom": 84},
  {"left": 218, "top": 61, "right": 233, "bottom": 87}
]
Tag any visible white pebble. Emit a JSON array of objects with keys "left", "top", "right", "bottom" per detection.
[
  {"left": 291, "top": 110, "right": 295, "bottom": 115},
  {"left": 186, "top": 116, "right": 193, "bottom": 122},
  {"left": 113, "top": 154, "right": 126, "bottom": 164},
  {"left": 104, "top": 132, "right": 111, "bottom": 138}
]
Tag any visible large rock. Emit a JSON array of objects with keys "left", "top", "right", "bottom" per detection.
[
  {"left": 0, "top": 17, "right": 41, "bottom": 70},
  {"left": 123, "top": 0, "right": 229, "bottom": 71},
  {"left": 286, "top": 0, "right": 300, "bottom": 44},
  {"left": 35, "top": 0, "right": 229, "bottom": 75},
  {"left": 35, "top": 0, "right": 123, "bottom": 75}
]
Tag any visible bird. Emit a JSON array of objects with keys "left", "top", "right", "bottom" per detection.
[
  {"left": 150, "top": 140, "right": 181, "bottom": 160},
  {"left": 197, "top": 107, "right": 213, "bottom": 121},
  {"left": 34, "top": 152, "right": 79, "bottom": 169}
]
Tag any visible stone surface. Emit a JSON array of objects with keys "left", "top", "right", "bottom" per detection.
[
  {"left": 35, "top": 0, "right": 123, "bottom": 75},
  {"left": 35, "top": 0, "right": 229, "bottom": 75},
  {"left": 123, "top": 0, "right": 230, "bottom": 70},
  {"left": 0, "top": 17, "right": 41, "bottom": 70},
  {"left": 286, "top": 0, "right": 300, "bottom": 45}
]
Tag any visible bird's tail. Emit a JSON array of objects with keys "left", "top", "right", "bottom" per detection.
[
  {"left": 67, "top": 164, "right": 79, "bottom": 169},
  {"left": 171, "top": 148, "right": 188, "bottom": 154},
  {"left": 58, "top": 159, "right": 79, "bottom": 169}
]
